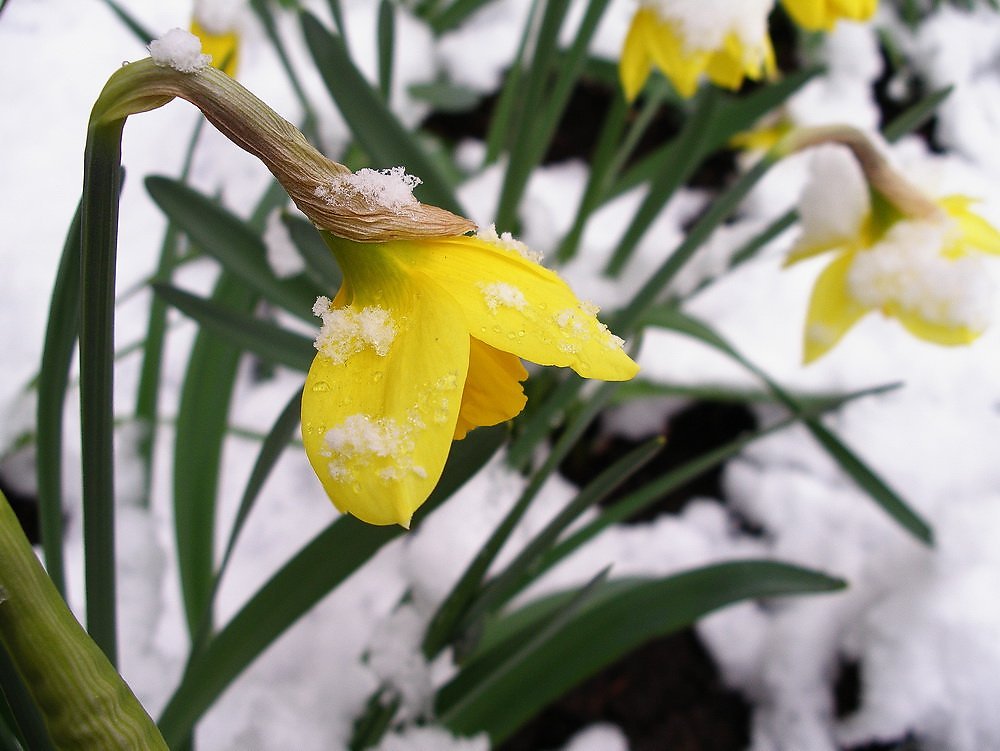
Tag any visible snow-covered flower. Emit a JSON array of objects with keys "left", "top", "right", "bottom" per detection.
[
  {"left": 302, "top": 172, "right": 639, "bottom": 527},
  {"left": 618, "top": 1, "right": 776, "bottom": 100},
  {"left": 788, "top": 141, "right": 1000, "bottom": 363},
  {"left": 781, "top": 0, "right": 877, "bottom": 32}
]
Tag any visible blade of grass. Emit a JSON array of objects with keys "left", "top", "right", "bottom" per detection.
[
  {"left": 153, "top": 283, "right": 315, "bottom": 372},
  {"left": 430, "top": 0, "right": 499, "bottom": 33},
  {"left": 35, "top": 203, "right": 83, "bottom": 596},
  {"left": 157, "top": 425, "right": 506, "bottom": 746},
  {"left": 300, "top": 12, "right": 464, "bottom": 214},
  {"left": 881, "top": 86, "right": 952, "bottom": 143}
]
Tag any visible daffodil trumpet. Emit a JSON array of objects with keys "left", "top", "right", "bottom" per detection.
[
  {"left": 781, "top": 0, "right": 878, "bottom": 32},
  {"left": 89, "top": 32, "right": 639, "bottom": 528},
  {"left": 780, "top": 126, "right": 1000, "bottom": 363}
]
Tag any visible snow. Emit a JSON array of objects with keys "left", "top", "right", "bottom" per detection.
[
  {"left": 149, "top": 28, "right": 211, "bottom": 73},
  {"left": 7, "top": 1, "right": 1000, "bottom": 750},
  {"left": 323, "top": 166, "right": 422, "bottom": 212},
  {"left": 640, "top": 0, "right": 775, "bottom": 52}
]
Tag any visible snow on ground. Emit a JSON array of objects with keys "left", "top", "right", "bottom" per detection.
[{"left": 5, "top": 1, "right": 1000, "bottom": 750}]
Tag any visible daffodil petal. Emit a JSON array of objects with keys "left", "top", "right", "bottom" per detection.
[
  {"left": 782, "top": 0, "right": 834, "bottom": 31},
  {"left": 888, "top": 303, "right": 982, "bottom": 347},
  {"left": 803, "top": 251, "right": 870, "bottom": 364},
  {"left": 389, "top": 236, "right": 639, "bottom": 381},
  {"left": 941, "top": 195, "right": 1000, "bottom": 256},
  {"left": 301, "top": 278, "right": 470, "bottom": 527},
  {"left": 642, "top": 11, "right": 706, "bottom": 98},
  {"left": 454, "top": 339, "right": 528, "bottom": 440},
  {"left": 620, "top": 10, "right": 653, "bottom": 101}
]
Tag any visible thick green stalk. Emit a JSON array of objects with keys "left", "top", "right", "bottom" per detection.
[{"left": 0, "top": 491, "right": 167, "bottom": 749}]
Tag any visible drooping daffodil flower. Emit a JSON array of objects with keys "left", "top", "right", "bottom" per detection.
[
  {"left": 92, "top": 29, "right": 638, "bottom": 528},
  {"left": 781, "top": 0, "right": 877, "bottom": 32},
  {"left": 618, "top": 0, "right": 776, "bottom": 101},
  {"left": 301, "top": 169, "right": 639, "bottom": 527},
  {"left": 785, "top": 130, "right": 1000, "bottom": 363}
]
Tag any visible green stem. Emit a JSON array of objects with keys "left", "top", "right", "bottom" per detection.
[
  {"left": 0, "top": 491, "right": 167, "bottom": 749},
  {"left": 80, "top": 119, "right": 126, "bottom": 664}
]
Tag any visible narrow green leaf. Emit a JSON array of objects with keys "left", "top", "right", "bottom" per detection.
[
  {"left": 408, "top": 81, "right": 481, "bottom": 113},
  {"left": 248, "top": 0, "right": 320, "bottom": 142},
  {"left": 217, "top": 390, "right": 302, "bottom": 590},
  {"left": 35, "top": 203, "right": 83, "bottom": 596},
  {"left": 430, "top": 0, "right": 497, "bottom": 33},
  {"left": 172, "top": 272, "right": 256, "bottom": 639},
  {"left": 495, "top": 0, "right": 607, "bottom": 231},
  {"left": 300, "top": 12, "right": 464, "bottom": 214},
  {"left": 0, "top": 643, "right": 53, "bottom": 751},
  {"left": 157, "top": 425, "right": 506, "bottom": 746},
  {"left": 145, "top": 176, "right": 318, "bottom": 321},
  {"left": 644, "top": 307, "right": 932, "bottom": 544},
  {"left": 542, "top": 381, "right": 898, "bottom": 572},
  {"left": 464, "top": 437, "right": 664, "bottom": 627},
  {"left": 440, "top": 561, "right": 845, "bottom": 741},
  {"left": 98, "top": 0, "right": 154, "bottom": 44},
  {"left": 881, "top": 86, "right": 952, "bottom": 143},
  {"left": 153, "top": 283, "right": 315, "bottom": 372},
  {"left": 377, "top": 0, "right": 395, "bottom": 102}
]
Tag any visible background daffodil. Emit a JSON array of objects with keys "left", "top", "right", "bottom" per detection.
[
  {"left": 789, "top": 145, "right": 1000, "bottom": 363},
  {"left": 619, "top": 1, "right": 776, "bottom": 100},
  {"left": 301, "top": 172, "right": 639, "bottom": 527},
  {"left": 190, "top": 0, "right": 240, "bottom": 76},
  {"left": 781, "top": 0, "right": 877, "bottom": 32}
]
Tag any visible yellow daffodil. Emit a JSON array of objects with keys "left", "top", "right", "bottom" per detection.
[
  {"left": 93, "top": 36, "right": 638, "bottom": 528},
  {"left": 300, "top": 172, "right": 639, "bottom": 527},
  {"left": 787, "top": 138, "right": 1000, "bottom": 363},
  {"left": 190, "top": 0, "right": 240, "bottom": 76},
  {"left": 619, "top": 1, "right": 776, "bottom": 100},
  {"left": 782, "top": 0, "right": 877, "bottom": 32}
]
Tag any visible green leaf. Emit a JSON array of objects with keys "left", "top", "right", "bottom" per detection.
[
  {"left": 439, "top": 561, "right": 845, "bottom": 741},
  {"left": 430, "top": 0, "right": 498, "bottom": 33},
  {"left": 157, "top": 425, "right": 507, "bottom": 747},
  {"left": 408, "top": 81, "right": 482, "bottom": 113},
  {"left": 643, "top": 307, "right": 933, "bottom": 544},
  {"left": 145, "top": 176, "right": 318, "bottom": 321},
  {"left": 300, "top": 12, "right": 464, "bottom": 214},
  {"left": 0, "top": 642, "right": 53, "bottom": 751},
  {"left": 377, "top": 0, "right": 395, "bottom": 102},
  {"left": 35, "top": 203, "right": 83, "bottom": 596},
  {"left": 462, "top": 438, "right": 664, "bottom": 628},
  {"left": 153, "top": 284, "right": 315, "bottom": 372},
  {"left": 172, "top": 272, "right": 255, "bottom": 639},
  {"left": 882, "top": 86, "right": 952, "bottom": 144}
]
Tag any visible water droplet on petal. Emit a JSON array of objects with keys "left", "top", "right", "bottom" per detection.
[
  {"left": 312, "top": 381, "right": 330, "bottom": 393},
  {"left": 373, "top": 371, "right": 384, "bottom": 383}
]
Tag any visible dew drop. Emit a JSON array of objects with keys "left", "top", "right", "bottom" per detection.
[
  {"left": 373, "top": 371, "right": 384, "bottom": 383},
  {"left": 507, "top": 332, "right": 516, "bottom": 340},
  {"left": 312, "top": 381, "right": 330, "bottom": 393},
  {"left": 517, "top": 330, "right": 525, "bottom": 337}
]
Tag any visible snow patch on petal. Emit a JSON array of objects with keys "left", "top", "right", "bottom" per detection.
[{"left": 313, "top": 297, "right": 397, "bottom": 364}]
